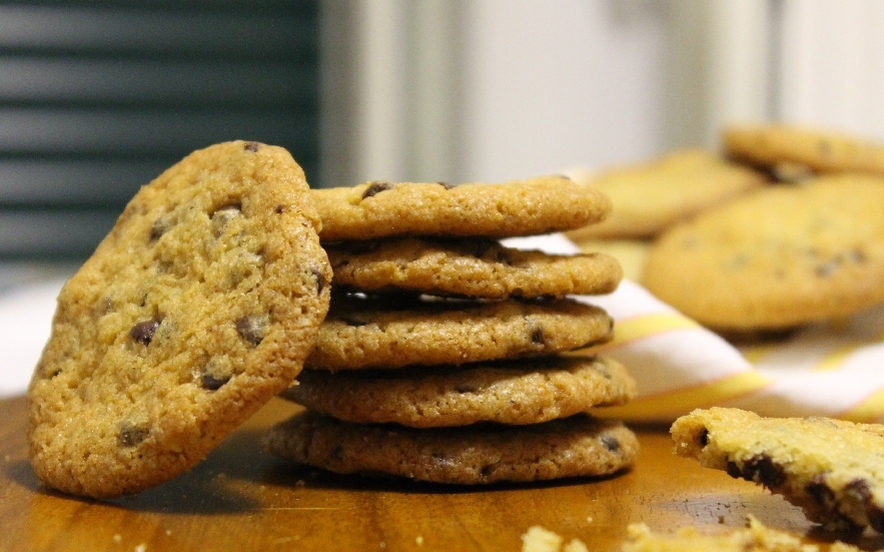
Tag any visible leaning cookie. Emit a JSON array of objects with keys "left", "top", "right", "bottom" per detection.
[
  {"left": 642, "top": 173, "right": 884, "bottom": 331},
  {"left": 283, "top": 355, "right": 635, "bottom": 428},
  {"left": 671, "top": 407, "right": 884, "bottom": 533},
  {"left": 564, "top": 149, "right": 767, "bottom": 240},
  {"left": 264, "top": 411, "right": 638, "bottom": 484},
  {"left": 724, "top": 123, "right": 884, "bottom": 176},
  {"left": 310, "top": 176, "right": 612, "bottom": 241},
  {"left": 325, "top": 237, "right": 622, "bottom": 299},
  {"left": 307, "top": 294, "right": 613, "bottom": 370},
  {"left": 27, "top": 141, "right": 332, "bottom": 498}
]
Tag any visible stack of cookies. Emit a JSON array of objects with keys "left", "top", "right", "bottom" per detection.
[{"left": 263, "top": 176, "right": 641, "bottom": 485}]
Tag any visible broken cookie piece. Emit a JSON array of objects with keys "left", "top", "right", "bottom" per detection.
[{"left": 671, "top": 407, "right": 884, "bottom": 533}]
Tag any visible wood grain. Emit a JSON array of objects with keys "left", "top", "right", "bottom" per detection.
[{"left": 2, "top": 395, "right": 881, "bottom": 551}]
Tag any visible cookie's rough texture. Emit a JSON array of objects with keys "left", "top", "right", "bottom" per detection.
[
  {"left": 671, "top": 407, "right": 884, "bottom": 533},
  {"left": 307, "top": 294, "right": 613, "bottom": 370},
  {"left": 623, "top": 515, "right": 862, "bottom": 552},
  {"left": 564, "top": 149, "right": 766, "bottom": 240},
  {"left": 27, "top": 141, "right": 332, "bottom": 498},
  {"left": 326, "top": 237, "right": 622, "bottom": 299},
  {"left": 724, "top": 123, "right": 884, "bottom": 176},
  {"left": 311, "top": 176, "right": 612, "bottom": 241},
  {"left": 264, "top": 411, "right": 638, "bottom": 484},
  {"left": 283, "top": 355, "right": 635, "bottom": 428},
  {"left": 642, "top": 174, "right": 884, "bottom": 331}
]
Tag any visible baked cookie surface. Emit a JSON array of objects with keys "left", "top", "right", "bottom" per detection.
[
  {"left": 642, "top": 174, "right": 884, "bottom": 331},
  {"left": 310, "top": 176, "right": 612, "bottom": 241},
  {"left": 671, "top": 407, "right": 884, "bottom": 533},
  {"left": 283, "top": 355, "right": 635, "bottom": 428},
  {"left": 724, "top": 123, "right": 884, "bottom": 176},
  {"left": 263, "top": 411, "right": 638, "bottom": 484},
  {"left": 564, "top": 149, "right": 766, "bottom": 240},
  {"left": 307, "top": 294, "right": 613, "bottom": 370},
  {"left": 27, "top": 141, "right": 332, "bottom": 498},
  {"left": 325, "top": 237, "right": 622, "bottom": 299},
  {"left": 623, "top": 515, "right": 862, "bottom": 552}
]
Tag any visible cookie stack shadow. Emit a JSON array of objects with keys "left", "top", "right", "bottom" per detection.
[{"left": 263, "top": 176, "right": 641, "bottom": 485}]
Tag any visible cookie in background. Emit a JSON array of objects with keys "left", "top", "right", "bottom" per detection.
[{"left": 724, "top": 123, "right": 884, "bottom": 178}]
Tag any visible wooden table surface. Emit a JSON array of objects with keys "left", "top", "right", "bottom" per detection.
[{"left": 2, "top": 395, "right": 881, "bottom": 552}]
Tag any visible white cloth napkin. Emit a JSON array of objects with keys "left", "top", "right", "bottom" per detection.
[
  {"left": 5, "top": 235, "right": 884, "bottom": 426},
  {"left": 505, "top": 234, "right": 884, "bottom": 424},
  {"left": 0, "top": 278, "right": 65, "bottom": 397}
]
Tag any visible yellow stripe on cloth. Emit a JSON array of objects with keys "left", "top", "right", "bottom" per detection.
[
  {"left": 596, "top": 370, "right": 773, "bottom": 422},
  {"left": 606, "top": 312, "right": 703, "bottom": 348},
  {"left": 839, "top": 388, "right": 884, "bottom": 423}
]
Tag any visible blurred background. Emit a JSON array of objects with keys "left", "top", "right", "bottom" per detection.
[{"left": 0, "top": 0, "right": 882, "bottom": 269}]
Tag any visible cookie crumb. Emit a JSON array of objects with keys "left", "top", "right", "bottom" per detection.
[
  {"left": 521, "top": 526, "right": 562, "bottom": 552},
  {"left": 415, "top": 535, "right": 424, "bottom": 546},
  {"left": 134, "top": 544, "right": 146, "bottom": 552},
  {"left": 113, "top": 534, "right": 122, "bottom": 544}
]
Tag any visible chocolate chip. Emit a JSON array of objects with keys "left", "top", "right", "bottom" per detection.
[
  {"left": 130, "top": 317, "right": 162, "bottom": 345},
  {"left": 454, "top": 382, "right": 479, "bottom": 393},
  {"left": 437, "top": 181, "right": 458, "bottom": 190},
  {"left": 118, "top": 421, "right": 149, "bottom": 447},
  {"left": 727, "top": 454, "right": 786, "bottom": 487},
  {"left": 275, "top": 204, "right": 285, "bottom": 214},
  {"left": 211, "top": 204, "right": 243, "bottom": 237},
  {"left": 312, "top": 268, "right": 327, "bottom": 294},
  {"left": 842, "top": 478, "right": 884, "bottom": 532},
  {"left": 244, "top": 142, "right": 260, "bottom": 152},
  {"left": 530, "top": 326, "right": 545, "bottom": 346},
  {"left": 600, "top": 435, "right": 620, "bottom": 452},
  {"left": 696, "top": 428, "right": 709, "bottom": 448},
  {"left": 200, "top": 357, "right": 233, "bottom": 390},
  {"left": 236, "top": 314, "right": 269, "bottom": 346},
  {"left": 150, "top": 215, "right": 173, "bottom": 241},
  {"left": 806, "top": 475, "right": 836, "bottom": 508},
  {"left": 815, "top": 257, "right": 842, "bottom": 278},
  {"left": 201, "top": 372, "right": 231, "bottom": 391},
  {"left": 362, "top": 181, "right": 394, "bottom": 199}
]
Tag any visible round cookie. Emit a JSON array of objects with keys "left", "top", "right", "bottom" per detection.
[
  {"left": 263, "top": 411, "right": 638, "bottom": 484},
  {"left": 306, "top": 294, "right": 614, "bottom": 370},
  {"left": 642, "top": 174, "right": 884, "bottom": 331},
  {"left": 724, "top": 123, "right": 884, "bottom": 176},
  {"left": 325, "top": 237, "right": 622, "bottom": 299},
  {"left": 564, "top": 149, "right": 767, "bottom": 240},
  {"left": 27, "top": 141, "right": 332, "bottom": 498},
  {"left": 283, "top": 355, "right": 636, "bottom": 428},
  {"left": 310, "top": 176, "right": 612, "bottom": 241},
  {"left": 671, "top": 407, "right": 884, "bottom": 533}
]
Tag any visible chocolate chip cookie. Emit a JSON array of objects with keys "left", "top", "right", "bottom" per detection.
[
  {"left": 27, "top": 141, "right": 332, "bottom": 498},
  {"left": 671, "top": 407, "right": 884, "bottom": 533},
  {"left": 311, "top": 176, "right": 612, "bottom": 241},
  {"left": 642, "top": 173, "right": 884, "bottom": 331},
  {"left": 307, "top": 294, "right": 614, "bottom": 370},
  {"left": 284, "top": 355, "right": 635, "bottom": 427},
  {"left": 264, "top": 410, "right": 638, "bottom": 484},
  {"left": 325, "top": 237, "right": 622, "bottom": 299},
  {"left": 724, "top": 123, "right": 884, "bottom": 176},
  {"left": 564, "top": 149, "right": 767, "bottom": 240}
]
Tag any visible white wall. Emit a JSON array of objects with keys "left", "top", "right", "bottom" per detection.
[
  {"left": 322, "top": 0, "right": 884, "bottom": 188},
  {"left": 457, "top": 0, "right": 668, "bottom": 182},
  {"left": 777, "top": 0, "right": 884, "bottom": 141}
]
